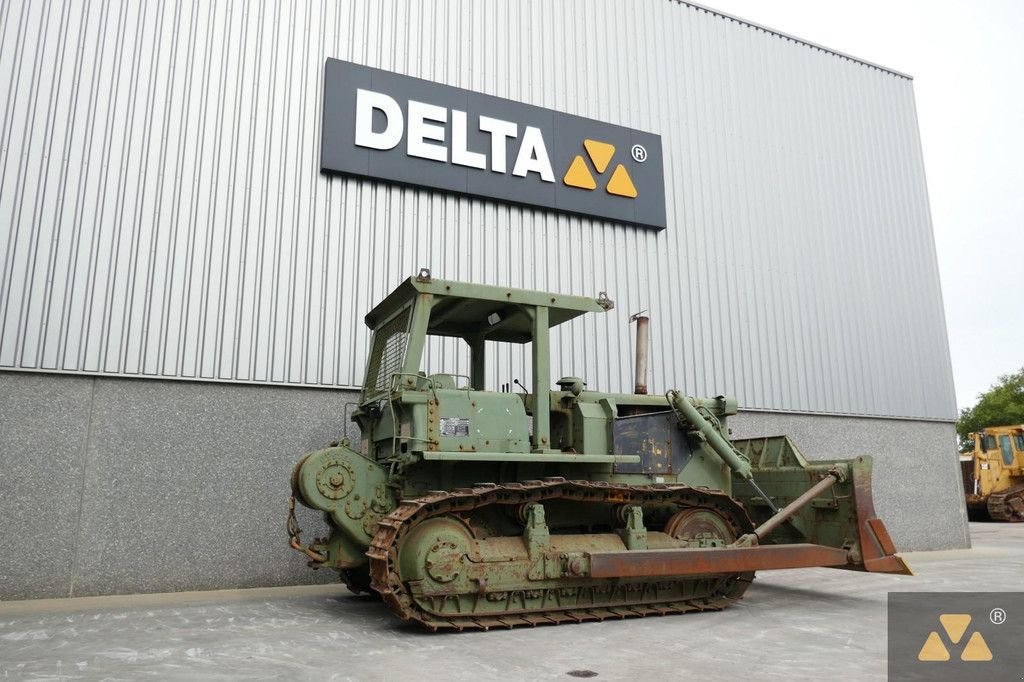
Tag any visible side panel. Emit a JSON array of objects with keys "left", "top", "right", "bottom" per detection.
[{"left": 612, "top": 412, "right": 693, "bottom": 475}]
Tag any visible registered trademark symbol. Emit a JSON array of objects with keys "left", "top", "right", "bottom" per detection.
[
  {"left": 631, "top": 144, "right": 647, "bottom": 163},
  {"left": 990, "top": 607, "right": 1006, "bottom": 625}
]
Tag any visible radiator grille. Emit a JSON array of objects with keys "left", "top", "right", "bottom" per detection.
[{"left": 362, "top": 309, "right": 412, "bottom": 399}]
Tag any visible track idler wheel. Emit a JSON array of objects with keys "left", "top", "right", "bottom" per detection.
[
  {"left": 664, "top": 507, "right": 752, "bottom": 599},
  {"left": 665, "top": 508, "right": 738, "bottom": 548},
  {"left": 396, "top": 516, "right": 475, "bottom": 590}
]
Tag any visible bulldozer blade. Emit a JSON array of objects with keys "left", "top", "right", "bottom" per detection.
[
  {"left": 731, "top": 436, "right": 912, "bottom": 576},
  {"left": 851, "top": 470, "right": 913, "bottom": 575}
]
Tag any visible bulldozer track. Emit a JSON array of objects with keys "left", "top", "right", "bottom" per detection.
[
  {"left": 987, "top": 482, "right": 1024, "bottom": 522},
  {"left": 366, "top": 477, "right": 755, "bottom": 631}
]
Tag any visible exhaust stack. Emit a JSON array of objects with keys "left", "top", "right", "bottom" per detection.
[{"left": 631, "top": 312, "right": 650, "bottom": 395}]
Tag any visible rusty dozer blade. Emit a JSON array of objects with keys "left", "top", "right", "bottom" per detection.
[
  {"left": 664, "top": 393, "right": 910, "bottom": 576},
  {"left": 729, "top": 435, "right": 911, "bottom": 576},
  {"left": 591, "top": 453, "right": 911, "bottom": 578}
]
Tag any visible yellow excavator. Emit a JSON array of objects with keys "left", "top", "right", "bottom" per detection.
[{"left": 961, "top": 425, "right": 1024, "bottom": 521}]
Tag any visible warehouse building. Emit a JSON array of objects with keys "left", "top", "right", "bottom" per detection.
[{"left": 0, "top": 0, "right": 966, "bottom": 600}]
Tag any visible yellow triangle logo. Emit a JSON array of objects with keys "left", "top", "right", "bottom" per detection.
[
  {"left": 917, "top": 631, "right": 950, "bottom": 661},
  {"left": 605, "top": 164, "right": 637, "bottom": 198},
  {"left": 917, "top": 614, "right": 994, "bottom": 663},
  {"left": 563, "top": 155, "right": 596, "bottom": 189},
  {"left": 939, "top": 614, "right": 971, "bottom": 644},
  {"left": 583, "top": 139, "right": 615, "bottom": 174},
  {"left": 960, "top": 632, "right": 993, "bottom": 661}
]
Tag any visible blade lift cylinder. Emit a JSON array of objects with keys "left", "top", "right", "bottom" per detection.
[{"left": 667, "top": 389, "right": 780, "bottom": 514}]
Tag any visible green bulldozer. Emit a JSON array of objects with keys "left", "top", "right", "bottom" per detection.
[{"left": 288, "top": 270, "right": 910, "bottom": 630}]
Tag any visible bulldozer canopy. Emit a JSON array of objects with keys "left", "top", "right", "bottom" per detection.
[{"left": 364, "top": 276, "right": 611, "bottom": 344}]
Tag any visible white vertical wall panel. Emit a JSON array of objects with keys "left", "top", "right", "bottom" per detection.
[{"left": 0, "top": 0, "right": 957, "bottom": 420}]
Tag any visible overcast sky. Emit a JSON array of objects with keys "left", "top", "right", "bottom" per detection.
[{"left": 705, "top": 0, "right": 1023, "bottom": 411}]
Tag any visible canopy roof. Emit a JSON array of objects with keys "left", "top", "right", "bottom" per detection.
[{"left": 364, "top": 276, "right": 613, "bottom": 344}]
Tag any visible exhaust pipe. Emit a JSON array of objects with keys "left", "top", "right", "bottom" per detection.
[{"left": 631, "top": 311, "right": 649, "bottom": 395}]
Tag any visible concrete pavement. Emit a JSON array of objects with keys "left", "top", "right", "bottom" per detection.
[{"left": 1, "top": 523, "right": 1020, "bottom": 681}]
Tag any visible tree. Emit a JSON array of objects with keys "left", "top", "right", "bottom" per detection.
[{"left": 957, "top": 367, "right": 1024, "bottom": 451}]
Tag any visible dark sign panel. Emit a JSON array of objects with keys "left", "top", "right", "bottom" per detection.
[
  {"left": 889, "top": 592, "right": 1022, "bottom": 680},
  {"left": 320, "top": 58, "right": 667, "bottom": 230}
]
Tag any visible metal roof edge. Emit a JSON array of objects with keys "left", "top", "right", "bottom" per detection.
[{"left": 675, "top": 1, "right": 914, "bottom": 81}]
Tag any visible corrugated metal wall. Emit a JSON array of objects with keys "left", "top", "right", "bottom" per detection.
[{"left": 0, "top": 0, "right": 957, "bottom": 420}]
